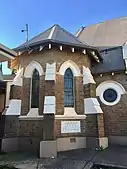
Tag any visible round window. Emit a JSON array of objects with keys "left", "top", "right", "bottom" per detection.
[{"left": 103, "top": 89, "right": 117, "bottom": 103}]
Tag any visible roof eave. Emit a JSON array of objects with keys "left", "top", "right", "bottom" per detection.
[
  {"left": 14, "top": 39, "right": 102, "bottom": 62},
  {"left": 0, "top": 43, "right": 17, "bottom": 57}
]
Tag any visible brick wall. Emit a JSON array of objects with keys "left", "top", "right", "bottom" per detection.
[
  {"left": 55, "top": 75, "right": 64, "bottom": 115},
  {"left": 74, "top": 77, "right": 84, "bottom": 115},
  {"left": 10, "top": 85, "right": 22, "bottom": 100},
  {"left": 21, "top": 78, "right": 31, "bottom": 115},
  {"left": 100, "top": 94, "right": 127, "bottom": 136},
  {"left": 2, "top": 115, "right": 19, "bottom": 138},
  {"left": 10, "top": 48, "right": 92, "bottom": 144},
  {"left": 39, "top": 75, "right": 45, "bottom": 115},
  {"left": 18, "top": 120, "right": 43, "bottom": 138},
  {"left": 85, "top": 114, "right": 98, "bottom": 137},
  {"left": 45, "top": 81, "right": 55, "bottom": 96},
  {"left": 19, "top": 48, "right": 91, "bottom": 72},
  {"left": 83, "top": 81, "right": 105, "bottom": 138},
  {"left": 84, "top": 83, "right": 96, "bottom": 98},
  {"left": 18, "top": 119, "right": 43, "bottom": 153},
  {"left": 94, "top": 72, "right": 127, "bottom": 90},
  {"left": 43, "top": 114, "right": 55, "bottom": 140},
  {"left": 19, "top": 48, "right": 90, "bottom": 116},
  {"left": 95, "top": 72, "right": 127, "bottom": 137}
]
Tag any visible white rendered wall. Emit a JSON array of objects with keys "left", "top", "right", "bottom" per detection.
[
  {"left": 84, "top": 98, "right": 103, "bottom": 114},
  {"left": 5, "top": 99, "right": 21, "bottom": 115},
  {"left": 5, "top": 81, "right": 12, "bottom": 107}
]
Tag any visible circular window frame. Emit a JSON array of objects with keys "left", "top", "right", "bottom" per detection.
[
  {"left": 96, "top": 81, "right": 125, "bottom": 106},
  {"left": 100, "top": 87, "right": 121, "bottom": 106}
]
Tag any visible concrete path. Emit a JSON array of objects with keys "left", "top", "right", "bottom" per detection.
[
  {"left": 0, "top": 146, "right": 127, "bottom": 169},
  {"left": 93, "top": 146, "right": 127, "bottom": 168}
]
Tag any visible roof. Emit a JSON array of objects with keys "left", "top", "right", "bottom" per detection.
[
  {"left": 15, "top": 24, "right": 89, "bottom": 50},
  {"left": 0, "top": 43, "right": 17, "bottom": 62},
  {"left": 76, "top": 16, "right": 127, "bottom": 47},
  {"left": 92, "top": 46, "right": 125, "bottom": 74},
  {"left": 15, "top": 24, "right": 100, "bottom": 52}
]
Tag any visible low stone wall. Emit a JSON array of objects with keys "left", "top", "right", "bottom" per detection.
[
  {"left": 57, "top": 137, "right": 86, "bottom": 152},
  {"left": 0, "top": 117, "right": 43, "bottom": 153},
  {"left": 0, "top": 115, "right": 19, "bottom": 152},
  {"left": 18, "top": 119, "right": 43, "bottom": 153}
]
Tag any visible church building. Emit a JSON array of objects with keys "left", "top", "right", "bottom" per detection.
[{"left": 1, "top": 17, "right": 127, "bottom": 158}]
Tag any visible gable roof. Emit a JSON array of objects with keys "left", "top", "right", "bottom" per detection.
[
  {"left": 15, "top": 24, "right": 90, "bottom": 50},
  {"left": 76, "top": 16, "right": 127, "bottom": 47}
]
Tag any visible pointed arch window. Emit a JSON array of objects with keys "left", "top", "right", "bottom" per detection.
[
  {"left": 31, "top": 69, "right": 40, "bottom": 108},
  {"left": 64, "top": 68, "right": 74, "bottom": 107}
]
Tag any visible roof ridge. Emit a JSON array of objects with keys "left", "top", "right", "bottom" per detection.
[
  {"left": 83, "top": 16, "right": 127, "bottom": 29},
  {"left": 75, "top": 26, "right": 84, "bottom": 37},
  {"left": 49, "top": 24, "right": 58, "bottom": 40},
  {"left": 48, "top": 25, "right": 56, "bottom": 39},
  {"left": 56, "top": 24, "right": 85, "bottom": 45},
  {"left": 29, "top": 24, "right": 56, "bottom": 42}
]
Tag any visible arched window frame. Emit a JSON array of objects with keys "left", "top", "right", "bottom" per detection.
[
  {"left": 64, "top": 68, "right": 75, "bottom": 107},
  {"left": 30, "top": 69, "right": 40, "bottom": 108},
  {"left": 24, "top": 61, "right": 44, "bottom": 109},
  {"left": 59, "top": 60, "right": 81, "bottom": 76}
]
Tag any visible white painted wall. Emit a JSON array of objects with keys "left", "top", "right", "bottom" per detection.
[
  {"left": 27, "top": 108, "right": 39, "bottom": 117},
  {"left": 12, "top": 68, "right": 23, "bottom": 86},
  {"left": 5, "top": 99, "right": 21, "bottom": 115},
  {"left": 43, "top": 96, "right": 55, "bottom": 114},
  {"left": 84, "top": 98, "right": 103, "bottom": 114},
  {"left": 83, "top": 66, "right": 95, "bottom": 84},
  {"left": 45, "top": 62, "right": 56, "bottom": 80},
  {"left": 5, "top": 81, "right": 12, "bottom": 107}
]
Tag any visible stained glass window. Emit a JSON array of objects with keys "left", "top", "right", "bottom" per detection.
[{"left": 64, "top": 68, "right": 74, "bottom": 107}]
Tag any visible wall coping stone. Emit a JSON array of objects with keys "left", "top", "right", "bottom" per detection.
[
  {"left": 55, "top": 115, "right": 86, "bottom": 119},
  {"left": 18, "top": 116, "right": 43, "bottom": 120}
]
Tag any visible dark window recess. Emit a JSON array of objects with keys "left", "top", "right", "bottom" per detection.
[
  {"left": 31, "top": 69, "right": 40, "bottom": 108},
  {"left": 70, "top": 137, "right": 76, "bottom": 143},
  {"left": 103, "top": 89, "right": 117, "bottom": 103},
  {"left": 64, "top": 68, "right": 74, "bottom": 107},
  {"left": 10, "top": 85, "right": 14, "bottom": 99}
]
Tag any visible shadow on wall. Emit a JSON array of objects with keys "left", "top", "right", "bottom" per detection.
[{"left": 0, "top": 115, "right": 5, "bottom": 151}]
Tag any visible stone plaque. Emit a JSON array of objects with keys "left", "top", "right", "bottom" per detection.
[{"left": 61, "top": 121, "right": 81, "bottom": 133}]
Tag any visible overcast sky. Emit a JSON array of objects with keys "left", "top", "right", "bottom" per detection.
[{"left": 0, "top": 0, "right": 127, "bottom": 74}]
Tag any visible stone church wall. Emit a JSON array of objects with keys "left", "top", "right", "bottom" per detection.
[
  {"left": 94, "top": 72, "right": 127, "bottom": 145},
  {"left": 19, "top": 48, "right": 90, "bottom": 116}
]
